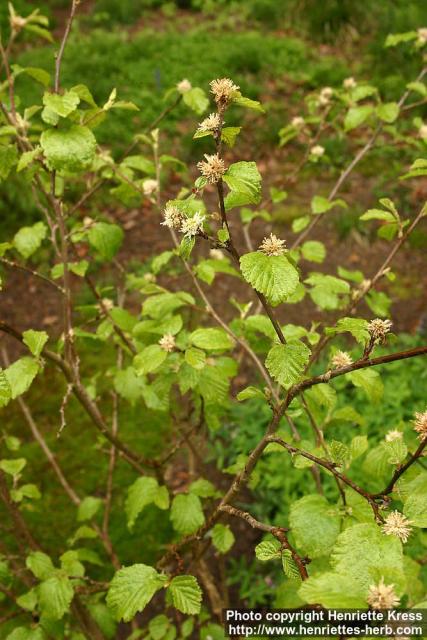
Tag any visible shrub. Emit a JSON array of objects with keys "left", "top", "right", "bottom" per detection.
[{"left": 0, "top": 2, "right": 426, "bottom": 637}]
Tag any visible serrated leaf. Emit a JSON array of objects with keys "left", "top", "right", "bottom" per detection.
[
  {"left": 255, "top": 540, "right": 281, "bottom": 561},
  {"left": 13, "top": 222, "right": 47, "bottom": 259},
  {"left": 106, "top": 564, "right": 165, "bottom": 622},
  {"left": 236, "top": 386, "right": 265, "bottom": 401},
  {"left": 325, "top": 317, "right": 369, "bottom": 344},
  {"left": 170, "top": 493, "right": 205, "bottom": 535},
  {"left": 290, "top": 495, "right": 341, "bottom": 558},
  {"left": 211, "top": 524, "right": 235, "bottom": 554},
  {"left": 22, "top": 330, "right": 48, "bottom": 358},
  {"left": 300, "top": 240, "right": 326, "bottom": 263},
  {"left": 5, "top": 357, "right": 39, "bottom": 399},
  {"left": 26, "top": 551, "right": 55, "bottom": 580},
  {"left": 299, "top": 572, "right": 366, "bottom": 607},
  {"left": 40, "top": 125, "right": 96, "bottom": 172},
  {"left": 310, "top": 196, "right": 347, "bottom": 215},
  {"left": 0, "top": 457, "right": 26, "bottom": 476},
  {"left": 233, "top": 93, "right": 265, "bottom": 112},
  {"left": 125, "top": 477, "right": 159, "bottom": 530},
  {"left": 77, "top": 496, "right": 102, "bottom": 522},
  {"left": 168, "top": 575, "right": 202, "bottom": 614},
  {"left": 377, "top": 102, "right": 399, "bottom": 123},
  {"left": 38, "top": 575, "right": 74, "bottom": 620},
  {"left": 224, "top": 161, "right": 262, "bottom": 209},
  {"left": 42, "top": 90, "right": 80, "bottom": 119},
  {"left": 88, "top": 222, "right": 124, "bottom": 261},
  {"left": 189, "top": 328, "right": 233, "bottom": 351},
  {"left": 0, "top": 370, "right": 12, "bottom": 408},
  {"left": 182, "top": 88, "right": 209, "bottom": 115},
  {"left": 240, "top": 251, "right": 299, "bottom": 306},
  {"left": 133, "top": 344, "right": 167, "bottom": 375},
  {"left": 347, "top": 368, "right": 383, "bottom": 403},
  {"left": 344, "top": 105, "right": 374, "bottom": 131},
  {"left": 281, "top": 550, "right": 300, "bottom": 580},
  {"left": 265, "top": 340, "right": 311, "bottom": 388}
]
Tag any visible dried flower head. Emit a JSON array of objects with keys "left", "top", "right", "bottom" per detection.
[
  {"left": 259, "top": 233, "right": 287, "bottom": 257},
  {"left": 197, "top": 153, "right": 226, "bottom": 184},
  {"left": 291, "top": 116, "right": 305, "bottom": 128},
  {"left": 382, "top": 511, "right": 412, "bottom": 543},
  {"left": 143, "top": 179, "right": 158, "bottom": 196},
  {"left": 414, "top": 410, "right": 427, "bottom": 440},
  {"left": 177, "top": 78, "right": 192, "bottom": 93},
  {"left": 331, "top": 350, "right": 353, "bottom": 369},
  {"left": 10, "top": 13, "right": 27, "bottom": 33},
  {"left": 210, "top": 78, "right": 240, "bottom": 105},
  {"left": 385, "top": 430, "right": 403, "bottom": 443},
  {"left": 180, "top": 212, "right": 205, "bottom": 237},
  {"left": 417, "top": 27, "right": 427, "bottom": 45},
  {"left": 161, "top": 205, "right": 183, "bottom": 230},
  {"left": 310, "top": 145, "right": 325, "bottom": 157},
  {"left": 197, "top": 113, "right": 222, "bottom": 133},
  {"left": 83, "top": 216, "right": 94, "bottom": 229},
  {"left": 343, "top": 76, "right": 357, "bottom": 89},
  {"left": 159, "top": 333, "right": 176, "bottom": 353},
  {"left": 319, "top": 87, "right": 333, "bottom": 105},
  {"left": 367, "top": 579, "right": 400, "bottom": 609},
  {"left": 419, "top": 124, "right": 427, "bottom": 140},
  {"left": 368, "top": 318, "right": 393, "bottom": 343},
  {"left": 100, "top": 298, "right": 114, "bottom": 312},
  {"left": 210, "top": 248, "right": 224, "bottom": 260}
]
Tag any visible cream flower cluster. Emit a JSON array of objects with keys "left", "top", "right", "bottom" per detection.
[
  {"left": 161, "top": 205, "right": 205, "bottom": 237},
  {"left": 367, "top": 579, "right": 400, "bottom": 609},
  {"left": 197, "top": 113, "right": 222, "bottom": 133},
  {"left": 159, "top": 333, "right": 175, "bottom": 352},
  {"left": 368, "top": 318, "right": 392, "bottom": 343},
  {"left": 414, "top": 410, "right": 427, "bottom": 440},
  {"left": 259, "top": 233, "right": 286, "bottom": 257},
  {"left": 382, "top": 510, "right": 412, "bottom": 543},
  {"left": 331, "top": 350, "right": 353, "bottom": 369},
  {"left": 210, "top": 78, "right": 240, "bottom": 105},
  {"left": 197, "top": 153, "right": 226, "bottom": 184}
]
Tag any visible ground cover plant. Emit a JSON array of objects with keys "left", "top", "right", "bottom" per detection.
[{"left": 0, "top": 1, "right": 427, "bottom": 638}]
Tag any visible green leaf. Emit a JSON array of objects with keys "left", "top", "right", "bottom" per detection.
[
  {"left": 5, "top": 357, "right": 39, "bottom": 399},
  {"left": 281, "top": 550, "right": 300, "bottom": 580},
  {"left": 0, "top": 144, "right": 18, "bottom": 180},
  {"left": 325, "top": 317, "right": 369, "bottom": 344},
  {"left": 221, "top": 126, "right": 241, "bottom": 147},
  {"left": 223, "top": 161, "right": 261, "bottom": 197},
  {"left": 26, "top": 551, "right": 55, "bottom": 580},
  {"left": 182, "top": 88, "right": 209, "bottom": 115},
  {"left": 185, "top": 347, "right": 206, "bottom": 370},
  {"left": 22, "top": 330, "right": 48, "bottom": 358},
  {"left": 265, "top": 340, "right": 311, "bottom": 388},
  {"left": 77, "top": 496, "right": 102, "bottom": 522},
  {"left": 300, "top": 240, "right": 326, "bottom": 263},
  {"left": 360, "top": 208, "right": 396, "bottom": 223},
  {"left": 13, "top": 222, "right": 47, "bottom": 259},
  {"left": 189, "top": 478, "right": 219, "bottom": 498},
  {"left": 344, "top": 105, "right": 374, "bottom": 131},
  {"left": 255, "top": 540, "right": 281, "bottom": 561},
  {"left": 38, "top": 575, "right": 74, "bottom": 620},
  {"left": 236, "top": 386, "right": 265, "bottom": 401},
  {"left": 133, "top": 344, "right": 167, "bottom": 375},
  {"left": 40, "top": 125, "right": 96, "bottom": 172},
  {"left": 149, "top": 615, "right": 170, "bottom": 640},
  {"left": 402, "top": 474, "right": 427, "bottom": 527},
  {"left": 305, "top": 274, "right": 350, "bottom": 310},
  {"left": 42, "top": 90, "right": 80, "bottom": 119},
  {"left": 88, "top": 222, "right": 124, "bottom": 261},
  {"left": 168, "top": 575, "right": 202, "bottom": 614},
  {"left": 382, "top": 438, "right": 408, "bottom": 466},
  {"left": 347, "top": 369, "right": 383, "bottom": 403},
  {"left": 240, "top": 251, "right": 299, "bottom": 306},
  {"left": 114, "top": 367, "right": 145, "bottom": 404},
  {"left": 189, "top": 328, "right": 233, "bottom": 351},
  {"left": 0, "top": 457, "right": 26, "bottom": 476},
  {"left": 211, "top": 524, "right": 235, "bottom": 554},
  {"left": 400, "top": 158, "right": 427, "bottom": 181},
  {"left": 60, "top": 550, "right": 85, "bottom": 577},
  {"left": 311, "top": 196, "right": 347, "bottom": 215},
  {"left": 331, "top": 523, "right": 405, "bottom": 591},
  {"left": 11, "top": 483, "right": 41, "bottom": 502},
  {"left": 0, "top": 370, "right": 12, "bottom": 408},
  {"left": 17, "top": 146, "right": 42, "bottom": 172},
  {"left": 106, "top": 564, "right": 165, "bottom": 622},
  {"left": 125, "top": 477, "right": 159, "bottom": 529},
  {"left": 170, "top": 493, "right": 205, "bottom": 535},
  {"left": 233, "top": 93, "right": 265, "bottom": 112},
  {"left": 299, "top": 572, "right": 366, "bottom": 607},
  {"left": 377, "top": 102, "right": 399, "bottom": 123},
  {"left": 290, "top": 495, "right": 341, "bottom": 558},
  {"left": 385, "top": 31, "right": 417, "bottom": 48}
]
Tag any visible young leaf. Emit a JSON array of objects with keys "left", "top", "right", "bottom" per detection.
[
  {"left": 38, "top": 575, "right": 74, "bottom": 620},
  {"left": 88, "top": 222, "right": 124, "bottom": 261},
  {"left": 13, "top": 222, "right": 47, "bottom": 259},
  {"left": 40, "top": 125, "right": 96, "bottom": 172},
  {"left": 5, "top": 357, "right": 39, "bottom": 399},
  {"left": 22, "top": 330, "right": 48, "bottom": 358},
  {"left": 211, "top": 524, "right": 235, "bottom": 554},
  {"left": 255, "top": 540, "right": 281, "bottom": 561},
  {"left": 170, "top": 494, "right": 205, "bottom": 535},
  {"left": 240, "top": 252, "right": 299, "bottom": 306},
  {"left": 168, "top": 575, "right": 202, "bottom": 614},
  {"left": 133, "top": 345, "right": 167, "bottom": 375},
  {"left": 125, "top": 477, "right": 159, "bottom": 530},
  {"left": 189, "top": 328, "right": 233, "bottom": 351},
  {"left": 26, "top": 551, "right": 55, "bottom": 580},
  {"left": 265, "top": 341, "right": 311, "bottom": 387},
  {"left": 77, "top": 496, "right": 102, "bottom": 522},
  {"left": 289, "top": 495, "right": 341, "bottom": 558},
  {"left": 106, "top": 564, "right": 165, "bottom": 622}
]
